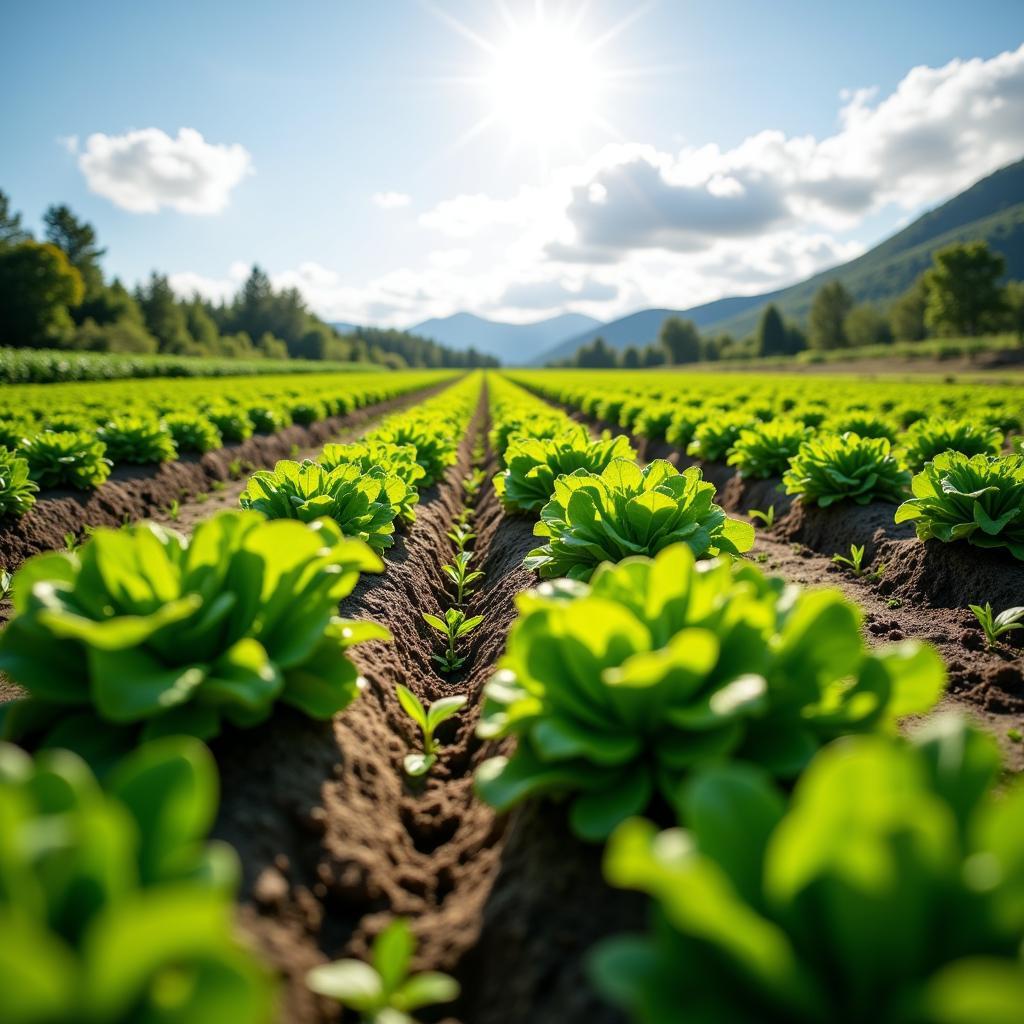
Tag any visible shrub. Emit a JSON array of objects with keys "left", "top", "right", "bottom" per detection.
[
  {"left": 495, "top": 427, "right": 637, "bottom": 513},
  {"left": 783, "top": 432, "right": 910, "bottom": 506},
  {"left": 371, "top": 418, "right": 458, "bottom": 486},
  {"left": 0, "top": 445, "right": 38, "bottom": 519},
  {"left": 525, "top": 459, "right": 754, "bottom": 581},
  {"left": 240, "top": 459, "right": 410, "bottom": 551},
  {"left": 476, "top": 544, "right": 942, "bottom": 839},
  {"left": 164, "top": 411, "right": 224, "bottom": 454},
  {"left": 594, "top": 717, "right": 1023, "bottom": 1023},
  {"left": 20, "top": 430, "right": 112, "bottom": 490},
  {"left": 900, "top": 418, "right": 1004, "bottom": 471},
  {"left": 206, "top": 407, "right": 254, "bottom": 443},
  {"left": 727, "top": 419, "right": 811, "bottom": 479},
  {"left": 97, "top": 416, "right": 178, "bottom": 465},
  {"left": 895, "top": 452, "right": 1024, "bottom": 559},
  {"left": 318, "top": 440, "right": 425, "bottom": 523},
  {"left": 687, "top": 412, "right": 756, "bottom": 461},
  {"left": 0, "top": 737, "right": 273, "bottom": 1023},
  {"left": 0, "top": 511, "right": 386, "bottom": 754}
]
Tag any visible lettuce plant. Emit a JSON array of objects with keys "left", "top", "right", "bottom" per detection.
[
  {"left": 632, "top": 404, "right": 677, "bottom": 441},
  {"left": 783, "top": 432, "right": 910, "bottom": 507},
  {"left": 0, "top": 445, "right": 39, "bottom": 519},
  {"left": 727, "top": 419, "right": 811, "bottom": 479},
  {"left": 206, "top": 407, "right": 254, "bottom": 443},
  {"left": 20, "top": 430, "right": 112, "bottom": 490},
  {"left": 489, "top": 413, "right": 568, "bottom": 464},
  {"left": 495, "top": 427, "right": 637, "bottom": 513},
  {"left": 825, "top": 411, "right": 898, "bottom": 441},
  {"left": 239, "top": 460, "right": 410, "bottom": 551},
  {"left": 0, "top": 416, "right": 33, "bottom": 449},
  {"left": 97, "top": 416, "right": 178, "bottom": 465},
  {"left": 895, "top": 452, "right": 1024, "bottom": 559},
  {"left": 665, "top": 410, "right": 700, "bottom": 449},
  {"left": 0, "top": 737, "right": 273, "bottom": 1023},
  {"left": 164, "top": 411, "right": 224, "bottom": 454},
  {"left": 288, "top": 398, "right": 327, "bottom": 425},
  {"left": 371, "top": 418, "right": 458, "bottom": 486},
  {"left": 0, "top": 511, "right": 387, "bottom": 754},
  {"left": 593, "top": 717, "right": 1024, "bottom": 1024},
  {"left": 687, "top": 412, "right": 756, "bottom": 462},
  {"left": 900, "top": 418, "right": 1004, "bottom": 472},
  {"left": 318, "top": 440, "right": 425, "bottom": 522},
  {"left": 246, "top": 405, "right": 291, "bottom": 434},
  {"left": 476, "top": 544, "right": 942, "bottom": 839},
  {"left": 524, "top": 459, "right": 754, "bottom": 581}
]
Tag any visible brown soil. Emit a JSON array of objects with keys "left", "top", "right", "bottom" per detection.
[
  {"left": 212, "top": 386, "right": 641, "bottom": 1023},
  {"left": 0, "top": 383, "right": 447, "bottom": 574}
]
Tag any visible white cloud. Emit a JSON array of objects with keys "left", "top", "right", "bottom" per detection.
[
  {"left": 371, "top": 191, "right": 412, "bottom": 209},
  {"left": 77, "top": 128, "right": 252, "bottom": 214}
]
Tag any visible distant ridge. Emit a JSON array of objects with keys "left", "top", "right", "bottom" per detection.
[
  {"left": 410, "top": 311, "right": 602, "bottom": 365},
  {"left": 530, "top": 156, "right": 1024, "bottom": 364}
]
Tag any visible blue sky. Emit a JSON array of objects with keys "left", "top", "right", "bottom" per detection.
[{"left": 2, "top": 1, "right": 1023, "bottom": 326}]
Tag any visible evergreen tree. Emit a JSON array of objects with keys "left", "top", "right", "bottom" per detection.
[
  {"left": 0, "top": 190, "right": 30, "bottom": 248},
  {"left": 658, "top": 316, "right": 702, "bottom": 364},
  {"left": 808, "top": 280, "right": 853, "bottom": 349},
  {"left": 756, "top": 304, "right": 789, "bottom": 356},
  {"left": 43, "top": 204, "right": 105, "bottom": 299}
]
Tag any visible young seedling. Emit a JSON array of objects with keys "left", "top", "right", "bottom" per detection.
[
  {"left": 423, "top": 608, "right": 483, "bottom": 673},
  {"left": 396, "top": 684, "right": 467, "bottom": 776},
  {"left": 447, "top": 524, "right": 476, "bottom": 553},
  {"left": 166, "top": 499, "right": 181, "bottom": 522},
  {"left": 452, "top": 506, "right": 474, "bottom": 528},
  {"left": 968, "top": 602, "right": 1024, "bottom": 649},
  {"left": 306, "top": 918, "right": 459, "bottom": 1023},
  {"left": 442, "top": 551, "right": 484, "bottom": 606},
  {"left": 748, "top": 505, "right": 775, "bottom": 528},
  {"left": 0, "top": 568, "right": 11, "bottom": 600},
  {"left": 462, "top": 468, "right": 487, "bottom": 502},
  {"left": 832, "top": 544, "right": 884, "bottom": 580},
  {"left": 63, "top": 532, "right": 78, "bottom": 553}
]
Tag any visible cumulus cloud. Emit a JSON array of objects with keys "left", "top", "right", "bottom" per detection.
[
  {"left": 76, "top": 128, "right": 252, "bottom": 214},
  {"left": 372, "top": 191, "right": 412, "bottom": 209}
]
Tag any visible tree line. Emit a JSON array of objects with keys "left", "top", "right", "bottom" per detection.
[
  {"left": 553, "top": 241, "right": 1024, "bottom": 368},
  {"left": 0, "top": 190, "right": 497, "bottom": 369}
]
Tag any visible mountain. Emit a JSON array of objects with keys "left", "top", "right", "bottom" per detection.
[
  {"left": 531, "top": 157, "right": 1024, "bottom": 364},
  {"left": 410, "top": 311, "right": 603, "bottom": 365},
  {"left": 330, "top": 321, "right": 359, "bottom": 335}
]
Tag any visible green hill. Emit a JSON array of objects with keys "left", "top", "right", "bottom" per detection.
[{"left": 532, "top": 157, "right": 1024, "bottom": 362}]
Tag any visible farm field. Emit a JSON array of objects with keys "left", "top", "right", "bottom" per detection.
[{"left": 2, "top": 365, "right": 1023, "bottom": 1023}]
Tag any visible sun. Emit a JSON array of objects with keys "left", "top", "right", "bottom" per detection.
[{"left": 484, "top": 21, "right": 604, "bottom": 146}]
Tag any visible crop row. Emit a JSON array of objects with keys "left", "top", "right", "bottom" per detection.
[
  {"left": 0, "top": 345, "right": 378, "bottom": 385},
  {"left": 460, "top": 374, "right": 1024, "bottom": 1021},
  {"left": 506, "top": 369, "right": 1024, "bottom": 565},
  {"left": 0, "top": 372, "right": 484, "bottom": 1023},
  {"left": 0, "top": 370, "right": 456, "bottom": 518}
]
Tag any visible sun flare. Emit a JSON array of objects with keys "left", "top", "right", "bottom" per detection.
[{"left": 485, "top": 22, "right": 604, "bottom": 145}]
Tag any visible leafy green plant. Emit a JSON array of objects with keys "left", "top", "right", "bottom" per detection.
[
  {"left": 0, "top": 445, "right": 38, "bottom": 518},
  {"left": 463, "top": 466, "right": 487, "bottom": 501},
  {"left": 633, "top": 404, "right": 676, "bottom": 441},
  {"left": 783, "top": 432, "right": 910, "bottom": 507},
  {"left": 20, "top": 430, "right": 112, "bottom": 490},
  {"left": 442, "top": 550, "right": 484, "bottom": 606},
  {"left": 665, "top": 410, "right": 700, "bottom": 449},
  {"left": 0, "top": 737, "right": 273, "bottom": 1023},
  {"left": 524, "top": 459, "right": 754, "bottom": 582},
  {"left": 593, "top": 717, "right": 1024, "bottom": 1024},
  {"left": 748, "top": 505, "right": 775, "bottom": 528},
  {"left": 165, "top": 498, "right": 181, "bottom": 522},
  {"left": 240, "top": 460, "right": 410, "bottom": 551},
  {"left": 306, "top": 918, "right": 458, "bottom": 1023},
  {"left": 968, "top": 601, "right": 1024, "bottom": 649},
  {"left": 686, "top": 412, "right": 755, "bottom": 461},
  {"left": 0, "top": 415, "right": 33, "bottom": 450},
  {"left": 0, "top": 511, "right": 387, "bottom": 757},
  {"left": 371, "top": 418, "right": 458, "bottom": 486},
  {"left": 895, "top": 453, "right": 1024, "bottom": 559},
  {"left": 207, "top": 407, "right": 254, "bottom": 443},
  {"left": 727, "top": 420, "right": 811, "bottom": 479},
  {"left": 900, "top": 417, "right": 1004, "bottom": 471},
  {"left": 319, "top": 440, "right": 425, "bottom": 523},
  {"left": 422, "top": 608, "right": 483, "bottom": 673},
  {"left": 825, "top": 410, "right": 898, "bottom": 441},
  {"left": 475, "top": 543, "right": 943, "bottom": 840},
  {"left": 288, "top": 398, "right": 327, "bottom": 426},
  {"left": 396, "top": 684, "right": 467, "bottom": 776},
  {"left": 0, "top": 567, "right": 11, "bottom": 599},
  {"left": 247, "top": 404, "right": 291, "bottom": 434},
  {"left": 494, "top": 427, "right": 637, "bottom": 513},
  {"left": 489, "top": 414, "right": 568, "bottom": 465},
  {"left": 97, "top": 416, "right": 178, "bottom": 465},
  {"left": 447, "top": 523, "right": 476, "bottom": 553},
  {"left": 164, "top": 411, "right": 224, "bottom": 454}
]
